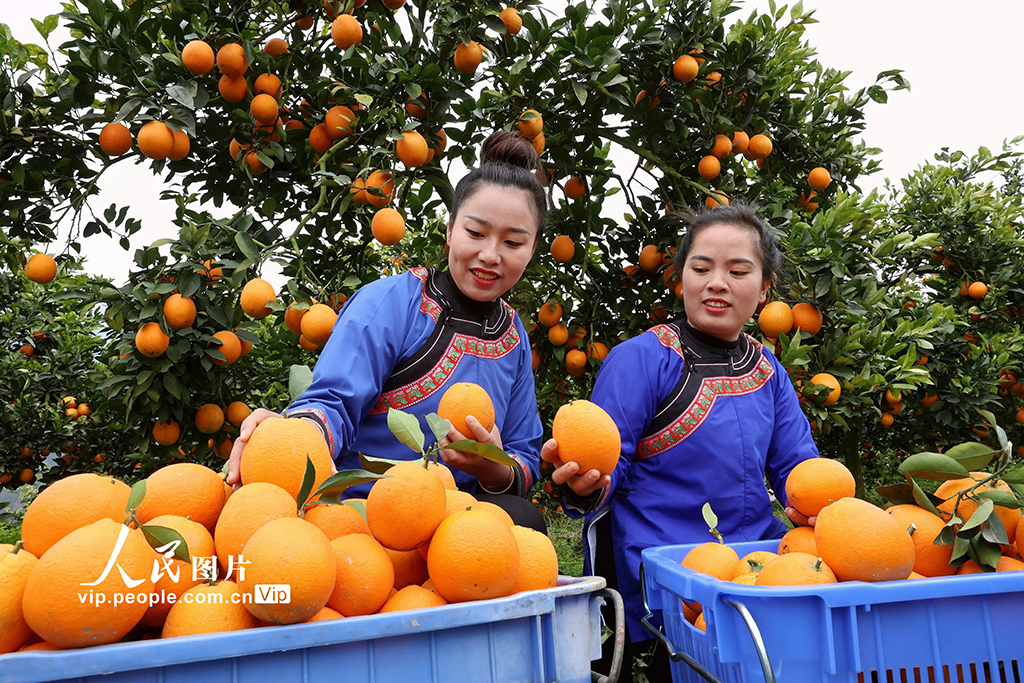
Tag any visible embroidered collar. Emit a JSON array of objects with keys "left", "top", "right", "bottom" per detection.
[
  {"left": 437, "top": 269, "right": 501, "bottom": 320},
  {"left": 681, "top": 321, "right": 744, "bottom": 353}
]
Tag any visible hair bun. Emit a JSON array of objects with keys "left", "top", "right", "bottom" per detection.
[{"left": 480, "top": 130, "right": 538, "bottom": 172}]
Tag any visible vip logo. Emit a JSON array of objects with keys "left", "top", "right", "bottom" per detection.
[{"left": 254, "top": 584, "right": 291, "bottom": 604}]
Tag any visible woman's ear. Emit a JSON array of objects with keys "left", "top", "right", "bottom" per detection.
[
  {"left": 445, "top": 221, "right": 453, "bottom": 245},
  {"left": 759, "top": 279, "right": 770, "bottom": 304}
]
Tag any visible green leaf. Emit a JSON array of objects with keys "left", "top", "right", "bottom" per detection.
[
  {"left": 425, "top": 413, "right": 451, "bottom": 443},
  {"left": 358, "top": 452, "right": 408, "bottom": 475},
  {"left": 572, "top": 82, "right": 587, "bottom": 105},
  {"left": 957, "top": 498, "right": 994, "bottom": 535},
  {"left": 126, "top": 480, "right": 146, "bottom": 516},
  {"left": 166, "top": 83, "right": 194, "bottom": 109},
  {"left": 342, "top": 499, "right": 367, "bottom": 520},
  {"left": 445, "top": 439, "right": 517, "bottom": 468},
  {"left": 33, "top": 15, "right": 59, "bottom": 40},
  {"left": 140, "top": 524, "right": 191, "bottom": 563},
  {"left": 972, "top": 536, "right": 1003, "bottom": 571},
  {"left": 908, "top": 477, "right": 943, "bottom": 517},
  {"left": 702, "top": 502, "right": 719, "bottom": 531},
  {"left": 875, "top": 483, "right": 917, "bottom": 506},
  {"left": 942, "top": 442, "right": 998, "bottom": 471},
  {"left": 387, "top": 408, "right": 425, "bottom": 453},
  {"left": 950, "top": 536, "right": 971, "bottom": 565},
  {"left": 235, "top": 232, "right": 262, "bottom": 263},
  {"left": 288, "top": 364, "right": 314, "bottom": 402},
  {"left": 1000, "top": 466, "right": 1024, "bottom": 485},
  {"left": 296, "top": 456, "right": 317, "bottom": 512},
  {"left": 310, "top": 469, "right": 388, "bottom": 501},
  {"left": 898, "top": 452, "right": 970, "bottom": 481},
  {"left": 980, "top": 515, "right": 1010, "bottom": 545},
  {"left": 975, "top": 490, "right": 1020, "bottom": 509}
]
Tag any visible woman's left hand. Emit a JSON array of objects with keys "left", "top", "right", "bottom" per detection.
[
  {"left": 784, "top": 506, "right": 816, "bottom": 527},
  {"left": 439, "top": 415, "right": 514, "bottom": 491}
]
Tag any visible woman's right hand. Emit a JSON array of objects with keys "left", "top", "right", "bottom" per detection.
[
  {"left": 226, "top": 408, "right": 283, "bottom": 488},
  {"left": 540, "top": 438, "right": 611, "bottom": 497}
]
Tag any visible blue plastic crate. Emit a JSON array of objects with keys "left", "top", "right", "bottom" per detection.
[
  {"left": 0, "top": 577, "right": 608, "bottom": 683},
  {"left": 642, "top": 540, "right": 1024, "bottom": 683}
]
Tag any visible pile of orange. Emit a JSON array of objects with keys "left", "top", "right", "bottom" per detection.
[{"left": 3, "top": 406, "right": 559, "bottom": 654}]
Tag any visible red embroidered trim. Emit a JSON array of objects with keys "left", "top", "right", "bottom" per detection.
[
  {"left": 409, "top": 267, "right": 442, "bottom": 322},
  {"left": 647, "top": 324, "right": 685, "bottom": 360},
  {"left": 509, "top": 452, "right": 532, "bottom": 490},
  {"left": 636, "top": 353, "right": 775, "bottom": 458},
  {"left": 370, "top": 326, "right": 522, "bottom": 414}
]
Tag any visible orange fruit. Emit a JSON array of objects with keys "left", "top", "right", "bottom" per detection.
[
  {"left": 181, "top": 40, "right": 215, "bottom": 75},
  {"left": 324, "top": 105, "right": 355, "bottom": 140},
  {"left": 304, "top": 606, "right": 344, "bottom": 622},
  {"left": 238, "top": 518, "right": 336, "bottom": 624},
  {"left": 138, "top": 121, "right": 174, "bottom": 159},
  {"left": 240, "top": 278, "right": 276, "bottom": 319},
  {"left": 380, "top": 584, "right": 449, "bottom": 612},
  {"left": 194, "top": 403, "right": 225, "bottom": 434},
  {"left": 135, "top": 321, "right": 170, "bottom": 357},
  {"left": 24, "top": 253, "right": 57, "bottom": 284},
  {"left": 162, "top": 581, "right": 259, "bottom": 637},
  {"left": 968, "top": 281, "right": 988, "bottom": 299},
  {"left": 0, "top": 544, "right": 38, "bottom": 654},
  {"left": 386, "top": 547, "right": 430, "bottom": 589},
  {"left": 550, "top": 235, "right": 575, "bottom": 263},
  {"left": 731, "top": 572, "right": 758, "bottom": 585},
  {"left": 99, "top": 122, "right": 133, "bottom": 156},
  {"left": 499, "top": 8, "right": 523, "bottom": 35},
  {"left": 552, "top": 400, "right": 620, "bottom": 476},
  {"left": 537, "top": 302, "right": 563, "bottom": 328},
  {"left": 880, "top": 412, "right": 894, "bottom": 429},
  {"left": 396, "top": 130, "right": 429, "bottom": 167},
  {"left": 367, "top": 461, "right": 447, "bottom": 550},
  {"left": 886, "top": 505, "right": 955, "bottom": 577},
  {"left": 529, "top": 131, "right": 546, "bottom": 155},
  {"left": 548, "top": 323, "right": 569, "bottom": 346},
  {"left": 778, "top": 526, "right": 817, "bottom": 555},
  {"left": 437, "top": 382, "right": 496, "bottom": 437},
  {"left": 429, "top": 128, "right": 448, "bottom": 155},
  {"left": 566, "top": 349, "right": 588, "bottom": 377},
  {"left": 731, "top": 131, "right": 750, "bottom": 155},
  {"left": 682, "top": 542, "right": 742, "bottom": 582},
  {"left": 518, "top": 109, "right": 543, "bottom": 139},
  {"left": 672, "top": 54, "right": 699, "bottom": 82},
  {"left": 465, "top": 501, "right": 514, "bottom": 528},
  {"left": 364, "top": 170, "right": 395, "bottom": 206},
  {"left": 253, "top": 73, "right": 282, "bottom": 98},
  {"left": 738, "top": 550, "right": 779, "bottom": 573},
  {"left": 214, "top": 482, "right": 298, "bottom": 574},
  {"left": 305, "top": 503, "right": 371, "bottom": 541},
  {"left": 163, "top": 293, "right": 196, "bottom": 329},
  {"left": 587, "top": 341, "right": 610, "bottom": 360},
  {"left": 221, "top": 401, "right": 250, "bottom": 427},
  {"left": 453, "top": 40, "right": 483, "bottom": 74},
  {"left": 427, "top": 509, "right": 519, "bottom": 602},
  {"left": 921, "top": 394, "right": 939, "bottom": 410},
  {"left": 219, "top": 74, "right": 248, "bottom": 102},
  {"left": 21, "top": 473, "right": 131, "bottom": 558},
  {"left": 705, "top": 191, "right": 729, "bottom": 209},
  {"left": 301, "top": 303, "right": 338, "bottom": 345},
  {"left": 284, "top": 302, "right": 308, "bottom": 335},
  {"left": 405, "top": 93, "right": 429, "bottom": 118},
  {"left": 936, "top": 472, "right": 1020, "bottom": 540},
  {"left": 809, "top": 372, "right": 841, "bottom": 406},
  {"left": 758, "top": 301, "right": 793, "bottom": 339},
  {"left": 210, "top": 329, "right": 242, "bottom": 365},
  {"left": 746, "top": 134, "right": 772, "bottom": 160},
  {"left": 444, "top": 488, "right": 478, "bottom": 516},
  {"left": 152, "top": 420, "right": 180, "bottom": 445},
  {"left": 564, "top": 177, "right": 586, "bottom": 200},
  {"left": 698, "top": 155, "right": 720, "bottom": 180},
  {"left": 426, "top": 460, "right": 457, "bottom": 490},
  {"left": 23, "top": 519, "right": 154, "bottom": 648},
  {"left": 168, "top": 129, "right": 190, "bottom": 161},
  {"left": 815, "top": 497, "right": 915, "bottom": 582},
  {"left": 263, "top": 37, "right": 289, "bottom": 57},
  {"left": 808, "top": 167, "right": 831, "bottom": 191},
  {"left": 331, "top": 15, "right": 362, "bottom": 49},
  {"left": 785, "top": 458, "right": 856, "bottom": 518},
  {"left": 372, "top": 207, "right": 406, "bottom": 245},
  {"left": 217, "top": 42, "right": 247, "bottom": 77},
  {"left": 309, "top": 123, "right": 333, "bottom": 154},
  {"left": 135, "top": 463, "right": 226, "bottom": 531},
  {"left": 250, "top": 93, "right": 279, "bottom": 125},
  {"left": 509, "top": 525, "right": 558, "bottom": 593},
  {"left": 790, "top": 302, "right": 822, "bottom": 335},
  {"left": 956, "top": 557, "right": 1024, "bottom": 574},
  {"left": 139, "top": 514, "right": 215, "bottom": 627},
  {"left": 755, "top": 552, "right": 837, "bottom": 586},
  {"left": 638, "top": 244, "right": 662, "bottom": 273},
  {"left": 709, "top": 134, "right": 732, "bottom": 158},
  {"left": 328, "top": 532, "right": 394, "bottom": 616},
  {"left": 240, "top": 417, "right": 334, "bottom": 501}
]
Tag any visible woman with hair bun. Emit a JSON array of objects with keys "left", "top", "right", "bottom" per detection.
[{"left": 229, "top": 131, "right": 548, "bottom": 530}]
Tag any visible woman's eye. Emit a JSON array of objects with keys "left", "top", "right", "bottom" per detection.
[
  {"left": 731, "top": 271, "right": 749, "bottom": 277},
  {"left": 466, "top": 229, "right": 483, "bottom": 238},
  {"left": 505, "top": 241, "right": 524, "bottom": 248},
  {"left": 692, "top": 267, "right": 707, "bottom": 274}
]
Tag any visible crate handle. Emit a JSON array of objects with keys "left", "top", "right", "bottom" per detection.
[
  {"left": 591, "top": 588, "right": 625, "bottom": 683},
  {"left": 637, "top": 561, "right": 777, "bottom": 683}
]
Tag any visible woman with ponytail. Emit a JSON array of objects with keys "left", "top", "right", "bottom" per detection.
[{"left": 229, "top": 131, "right": 548, "bottom": 530}]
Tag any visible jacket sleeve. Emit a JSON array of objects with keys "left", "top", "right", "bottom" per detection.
[
  {"left": 285, "top": 276, "right": 418, "bottom": 460},
  {"left": 763, "top": 351, "right": 820, "bottom": 506},
  {"left": 488, "top": 316, "right": 543, "bottom": 498},
  {"left": 559, "top": 334, "right": 671, "bottom": 517}
]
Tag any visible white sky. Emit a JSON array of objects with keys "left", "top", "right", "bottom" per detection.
[{"left": 4, "top": 0, "right": 1022, "bottom": 288}]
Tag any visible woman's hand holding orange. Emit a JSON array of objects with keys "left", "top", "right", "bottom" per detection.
[{"left": 541, "top": 438, "right": 610, "bottom": 497}]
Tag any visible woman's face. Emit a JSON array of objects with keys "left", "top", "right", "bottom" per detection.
[
  {"left": 681, "top": 222, "right": 770, "bottom": 341},
  {"left": 446, "top": 183, "right": 538, "bottom": 302}
]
